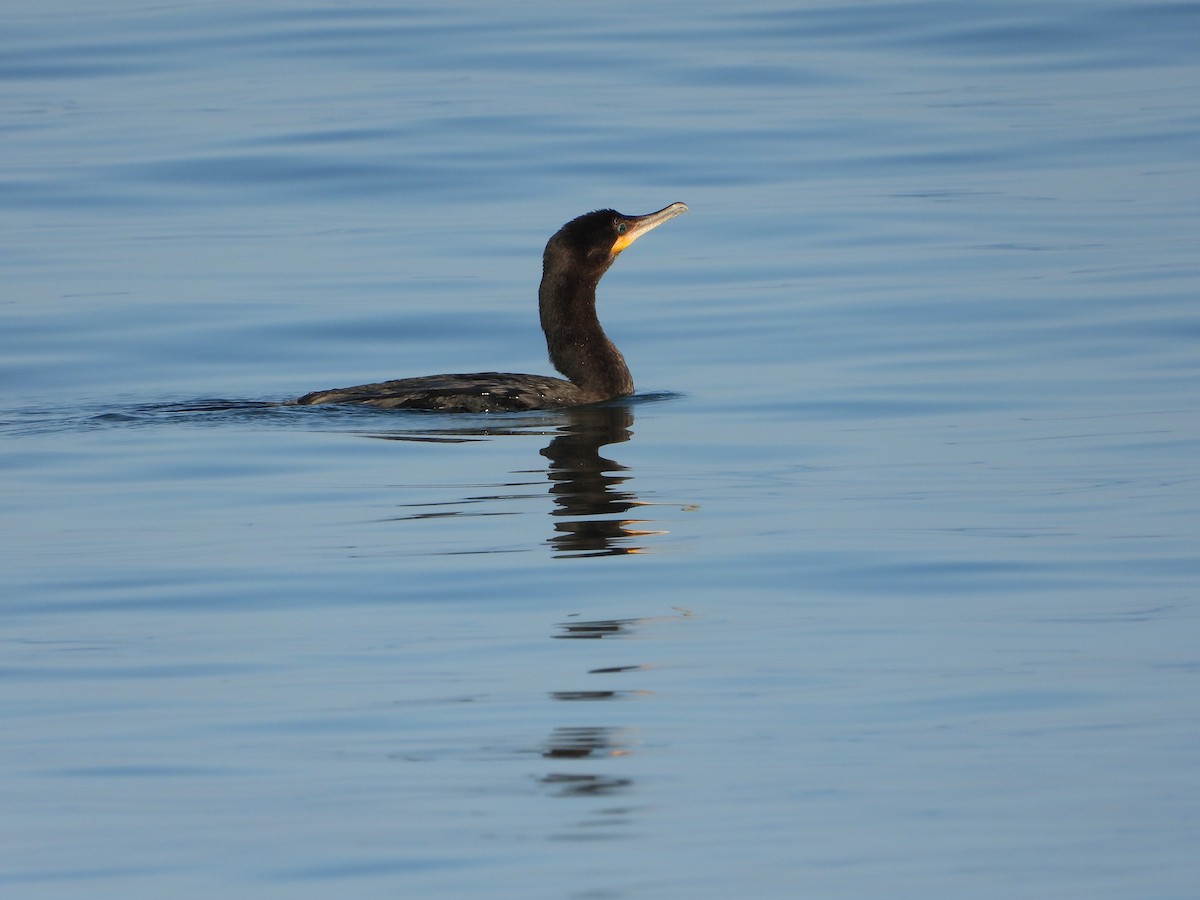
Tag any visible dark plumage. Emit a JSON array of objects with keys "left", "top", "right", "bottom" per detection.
[{"left": 296, "top": 202, "right": 687, "bottom": 412}]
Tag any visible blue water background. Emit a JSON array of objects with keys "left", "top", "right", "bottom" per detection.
[{"left": 3, "top": 1, "right": 1199, "bottom": 897}]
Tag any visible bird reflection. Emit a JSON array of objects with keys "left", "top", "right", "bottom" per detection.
[
  {"left": 537, "top": 609, "right": 691, "bottom": 821},
  {"left": 541, "top": 726, "right": 633, "bottom": 760},
  {"left": 538, "top": 773, "right": 632, "bottom": 798},
  {"left": 552, "top": 617, "right": 636, "bottom": 639},
  {"left": 362, "top": 402, "right": 679, "bottom": 557},
  {"left": 540, "top": 405, "right": 660, "bottom": 557},
  {"left": 538, "top": 619, "right": 643, "bottom": 813}
]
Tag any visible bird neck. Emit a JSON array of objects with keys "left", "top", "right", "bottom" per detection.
[{"left": 538, "top": 261, "right": 633, "bottom": 401}]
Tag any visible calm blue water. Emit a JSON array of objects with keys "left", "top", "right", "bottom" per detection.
[{"left": 3, "top": 1, "right": 1199, "bottom": 897}]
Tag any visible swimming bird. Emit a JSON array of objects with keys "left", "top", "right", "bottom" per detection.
[{"left": 296, "top": 202, "right": 688, "bottom": 412}]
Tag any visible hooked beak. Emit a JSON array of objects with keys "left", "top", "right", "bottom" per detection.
[{"left": 611, "top": 201, "right": 688, "bottom": 254}]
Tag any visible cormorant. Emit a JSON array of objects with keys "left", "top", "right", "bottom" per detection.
[{"left": 296, "top": 202, "right": 688, "bottom": 412}]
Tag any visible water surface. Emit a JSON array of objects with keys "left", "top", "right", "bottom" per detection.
[{"left": 3, "top": 1, "right": 1199, "bottom": 897}]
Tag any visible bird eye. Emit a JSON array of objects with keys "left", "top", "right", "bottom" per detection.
[{"left": 616, "top": 223, "right": 627, "bottom": 235}]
